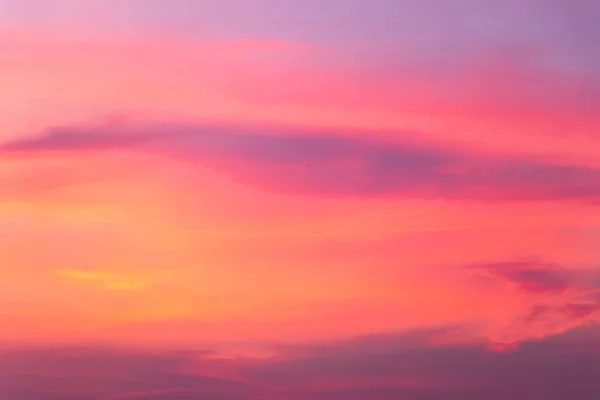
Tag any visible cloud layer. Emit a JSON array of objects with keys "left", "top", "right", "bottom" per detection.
[
  {"left": 3, "top": 121, "right": 600, "bottom": 202},
  {"left": 2, "top": 324, "right": 599, "bottom": 400}
]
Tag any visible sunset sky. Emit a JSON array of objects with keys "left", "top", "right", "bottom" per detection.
[{"left": 1, "top": 1, "right": 599, "bottom": 399}]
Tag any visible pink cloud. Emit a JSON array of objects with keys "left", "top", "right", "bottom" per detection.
[
  {"left": 3, "top": 121, "right": 600, "bottom": 204},
  {"left": 1, "top": 26, "right": 598, "bottom": 165},
  {"left": 470, "top": 259, "right": 600, "bottom": 347},
  {"left": 3, "top": 326, "right": 600, "bottom": 399}
]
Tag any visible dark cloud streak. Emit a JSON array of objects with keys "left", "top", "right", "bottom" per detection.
[
  {"left": 1, "top": 324, "right": 599, "bottom": 400},
  {"left": 2, "top": 121, "right": 600, "bottom": 203}
]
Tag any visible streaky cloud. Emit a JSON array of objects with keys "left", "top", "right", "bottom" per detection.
[
  {"left": 2, "top": 120, "right": 600, "bottom": 203},
  {"left": 2, "top": 324, "right": 599, "bottom": 400}
]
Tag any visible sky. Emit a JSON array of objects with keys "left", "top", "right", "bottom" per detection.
[{"left": 0, "top": 0, "right": 599, "bottom": 399}]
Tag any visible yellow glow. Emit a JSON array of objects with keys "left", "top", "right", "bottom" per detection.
[{"left": 55, "top": 269, "right": 154, "bottom": 290}]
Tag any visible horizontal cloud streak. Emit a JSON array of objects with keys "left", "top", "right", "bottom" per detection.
[
  {"left": 2, "top": 324, "right": 599, "bottom": 400},
  {"left": 2, "top": 121, "right": 600, "bottom": 203},
  {"left": 472, "top": 260, "right": 578, "bottom": 294}
]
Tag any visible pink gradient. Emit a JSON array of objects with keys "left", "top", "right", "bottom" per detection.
[{"left": 0, "top": 1, "right": 599, "bottom": 399}]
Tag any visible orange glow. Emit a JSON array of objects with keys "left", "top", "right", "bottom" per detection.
[
  {"left": 1, "top": 18, "right": 598, "bottom": 355},
  {"left": 1, "top": 3, "right": 600, "bottom": 398}
]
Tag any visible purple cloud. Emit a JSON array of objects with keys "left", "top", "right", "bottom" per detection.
[
  {"left": 471, "top": 260, "right": 575, "bottom": 294},
  {"left": 0, "top": 346, "right": 253, "bottom": 400},
  {"left": 2, "top": 121, "right": 600, "bottom": 203},
  {"left": 2, "top": 324, "right": 599, "bottom": 400}
]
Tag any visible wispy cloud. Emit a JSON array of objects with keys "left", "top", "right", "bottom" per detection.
[
  {"left": 469, "top": 259, "right": 600, "bottom": 346},
  {"left": 2, "top": 325, "right": 599, "bottom": 400},
  {"left": 3, "top": 121, "right": 600, "bottom": 203}
]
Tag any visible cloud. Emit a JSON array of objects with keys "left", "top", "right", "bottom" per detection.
[
  {"left": 0, "top": 346, "right": 253, "bottom": 400},
  {"left": 469, "top": 259, "right": 600, "bottom": 346},
  {"left": 247, "top": 325, "right": 600, "bottom": 399},
  {"left": 2, "top": 324, "right": 599, "bottom": 400},
  {"left": 471, "top": 260, "right": 575, "bottom": 294},
  {"left": 3, "top": 121, "right": 600, "bottom": 203}
]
